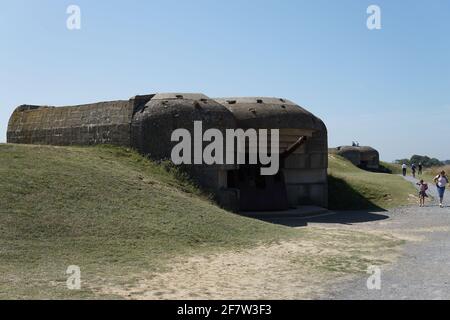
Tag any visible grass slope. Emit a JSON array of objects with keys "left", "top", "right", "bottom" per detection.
[
  {"left": 0, "top": 144, "right": 300, "bottom": 299},
  {"left": 0, "top": 144, "right": 405, "bottom": 299},
  {"left": 328, "top": 155, "right": 417, "bottom": 210},
  {"left": 380, "top": 161, "right": 402, "bottom": 174}
]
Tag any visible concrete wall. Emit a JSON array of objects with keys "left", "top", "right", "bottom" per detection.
[
  {"left": 216, "top": 97, "right": 329, "bottom": 208},
  {"left": 7, "top": 101, "right": 133, "bottom": 146},
  {"left": 131, "top": 94, "right": 238, "bottom": 204},
  {"left": 283, "top": 125, "right": 328, "bottom": 208},
  {"left": 360, "top": 150, "right": 380, "bottom": 169},
  {"left": 7, "top": 93, "right": 329, "bottom": 210}
]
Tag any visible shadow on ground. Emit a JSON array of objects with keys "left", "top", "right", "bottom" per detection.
[
  {"left": 258, "top": 210, "right": 390, "bottom": 227},
  {"left": 257, "top": 175, "right": 391, "bottom": 227},
  {"left": 243, "top": 175, "right": 394, "bottom": 227}
]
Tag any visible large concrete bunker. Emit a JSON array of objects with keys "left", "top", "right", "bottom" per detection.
[{"left": 8, "top": 93, "right": 328, "bottom": 211}]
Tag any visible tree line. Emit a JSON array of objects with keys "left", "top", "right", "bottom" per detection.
[{"left": 395, "top": 155, "right": 449, "bottom": 167}]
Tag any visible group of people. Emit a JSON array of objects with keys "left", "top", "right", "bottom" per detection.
[
  {"left": 415, "top": 171, "right": 448, "bottom": 208},
  {"left": 401, "top": 162, "right": 448, "bottom": 208}
]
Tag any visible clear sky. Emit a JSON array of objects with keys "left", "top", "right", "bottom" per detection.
[{"left": 1, "top": 0, "right": 449, "bottom": 162}]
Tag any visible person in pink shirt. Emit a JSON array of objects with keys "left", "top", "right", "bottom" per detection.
[{"left": 416, "top": 180, "right": 429, "bottom": 207}]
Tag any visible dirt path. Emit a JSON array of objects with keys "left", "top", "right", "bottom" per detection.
[
  {"left": 100, "top": 240, "right": 333, "bottom": 300},
  {"left": 314, "top": 176, "right": 450, "bottom": 299},
  {"left": 99, "top": 176, "right": 449, "bottom": 300},
  {"left": 98, "top": 227, "right": 400, "bottom": 300}
]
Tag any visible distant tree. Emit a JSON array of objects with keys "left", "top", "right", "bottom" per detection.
[
  {"left": 396, "top": 155, "right": 444, "bottom": 167},
  {"left": 395, "top": 159, "right": 410, "bottom": 166},
  {"left": 410, "top": 155, "right": 428, "bottom": 166},
  {"left": 429, "top": 158, "right": 443, "bottom": 167},
  {"left": 409, "top": 155, "right": 443, "bottom": 167}
]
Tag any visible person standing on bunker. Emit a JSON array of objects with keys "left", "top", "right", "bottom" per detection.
[
  {"left": 434, "top": 171, "right": 449, "bottom": 208},
  {"left": 402, "top": 163, "right": 407, "bottom": 177}
]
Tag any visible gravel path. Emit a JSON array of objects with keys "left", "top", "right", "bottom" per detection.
[{"left": 310, "top": 175, "right": 450, "bottom": 300}]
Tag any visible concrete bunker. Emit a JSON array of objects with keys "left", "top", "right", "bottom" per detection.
[
  {"left": 7, "top": 93, "right": 328, "bottom": 211},
  {"left": 329, "top": 146, "right": 380, "bottom": 170},
  {"left": 131, "top": 93, "right": 238, "bottom": 206},
  {"left": 215, "top": 97, "right": 328, "bottom": 211}
]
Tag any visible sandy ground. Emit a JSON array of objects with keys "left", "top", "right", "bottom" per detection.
[
  {"left": 97, "top": 228, "right": 399, "bottom": 300},
  {"left": 100, "top": 241, "right": 332, "bottom": 299}
]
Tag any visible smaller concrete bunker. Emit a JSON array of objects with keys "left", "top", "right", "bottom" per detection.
[{"left": 329, "top": 145, "right": 380, "bottom": 170}]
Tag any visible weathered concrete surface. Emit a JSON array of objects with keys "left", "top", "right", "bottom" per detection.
[
  {"left": 131, "top": 93, "right": 238, "bottom": 202},
  {"left": 7, "top": 101, "right": 132, "bottom": 146},
  {"left": 7, "top": 93, "right": 329, "bottom": 212},
  {"left": 216, "top": 97, "right": 328, "bottom": 208}
]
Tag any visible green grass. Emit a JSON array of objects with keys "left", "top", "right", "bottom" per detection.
[
  {"left": 328, "top": 155, "right": 417, "bottom": 210},
  {"left": 0, "top": 144, "right": 407, "bottom": 299},
  {"left": 0, "top": 144, "right": 301, "bottom": 299},
  {"left": 380, "top": 161, "right": 402, "bottom": 174}
]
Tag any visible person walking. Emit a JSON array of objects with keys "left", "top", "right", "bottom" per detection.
[
  {"left": 416, "top": 180, "right": 429, "bottom": 207},
  {"left": 411, "top": 163, "right": 417, "bottom": 178},
  {"left": 434, "top": 171, "right": 449, "bottom": 208},
  {"left": 418, "top": 162, "right": 423, "bottom": 176},
  {"left": 402, "top": 163, "right": 407, "bottom": 177}
]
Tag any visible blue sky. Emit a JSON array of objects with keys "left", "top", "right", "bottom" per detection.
[{"left": 1, "top": 0, "right": 449, "bottom": 161}]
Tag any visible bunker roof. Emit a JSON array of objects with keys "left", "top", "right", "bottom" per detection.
[
  {"left": 150, "top": 93, "right": 210, "bottom": 101},
  {"left": 333, "top": 146, "right": 378, "bottom": 153},
  {"left": 214, "top": 97, "right": 325, "bottom": 132},
  {"left": 330, "top": 146, "right": 380, "bottom": 160}
]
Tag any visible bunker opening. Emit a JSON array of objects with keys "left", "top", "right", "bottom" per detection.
[{"left": 225, "top": 134, "right": 309, "bottom": 212}]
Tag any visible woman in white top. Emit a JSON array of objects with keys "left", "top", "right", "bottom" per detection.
[{"left": 434, "top": 171, "right": 449, "bottom": 208}]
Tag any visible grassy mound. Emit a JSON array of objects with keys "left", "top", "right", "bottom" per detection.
[
  {"left": 328, "top": 155, "right": 416, "bottom": 210},
  {"left": 0, "top": 144, "right": 408, "bottom": 299},
  {"left": 423, "top": 165, "right": 450, "bottom": 184},
  {"left": 379, "top": 161, "right": 402, "bottom": 174},
  {"left": 0, "top": 144, "right": 299, "bottom": 299}
]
